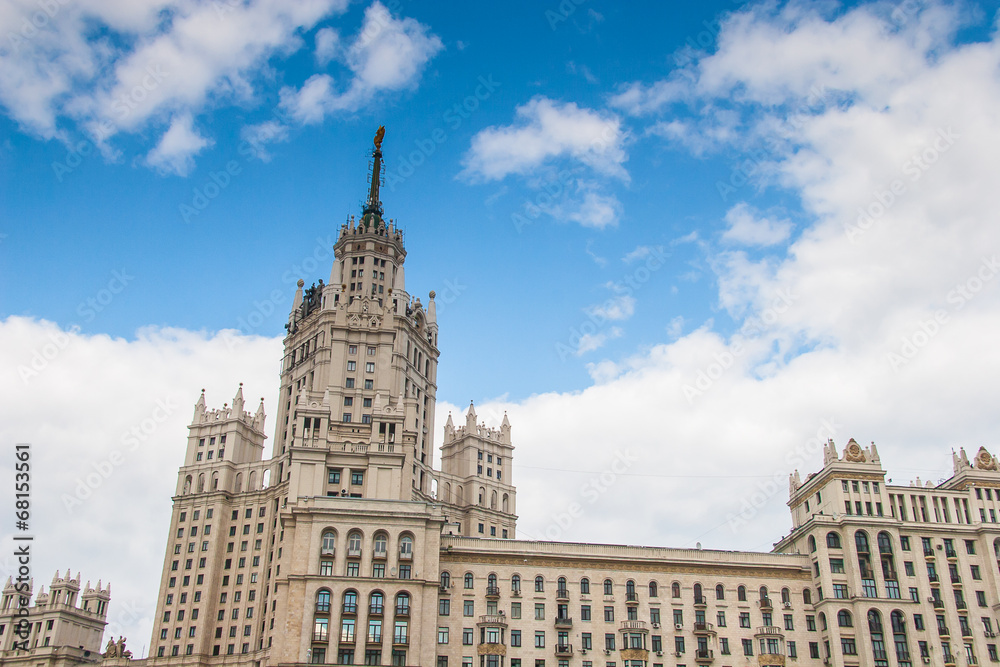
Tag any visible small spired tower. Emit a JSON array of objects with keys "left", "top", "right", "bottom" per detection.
[
  {"left": 0, "top": 570, "right": 109, "bottom": 657},
  {"left": 438, "top": 401, "right": 518, "bottom": 538}
]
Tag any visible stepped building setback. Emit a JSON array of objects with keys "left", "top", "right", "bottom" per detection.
[{"left": 5, "top": 129, "right": 1000, "bottom": 667}]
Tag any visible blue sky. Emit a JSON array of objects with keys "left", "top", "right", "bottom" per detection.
[
  {"left": 6, "top": 0, "right": 1000, "bottom": 648},
  {"left": 0, "top": 0, "right": 831, "bottom": 402}
]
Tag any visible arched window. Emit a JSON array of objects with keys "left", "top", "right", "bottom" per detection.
[
  {"left": 197, "top": 473, "right": 205, "bottom": 492},
  {"left": 488, "top": 573, "right": 498, "bottom": 590},
  {"left": 604, "top": 579, "right": 614, "bottom": 596},
  {"left": 235, "top": 473, "right": 243, "bottom": 493},
  {"left": 511, "top": 575, "right": 521, "bottom": 593},
  {"left": 183, "top": 475, "right": 192, "bottom": 494},
  {"left": 369, "top": 591, "right": 384, "bottom": 615},
  {"left": 890, "top": 610, "right": 909, "bottom": 664},
  {"left": 808, "top": 535, "right": 817, "bottom": 552},
  {"left": 838, "top": 610, "right": 853, "bottom": 627},
  {"left": 672, "top": 582, "right": 681, "bottom": 598},
  {"left": 491, "top": 490, "right": 498, "bottom": 509},
  {"left": 827, "top": 532, "right": 841, "bottom": 549},
  {"left": 781, "top": 588, "right": 790, "bottom": 604},
  {"left": 855, "top": 530, "right": 870, "bottom": 552},
  {"left": 868, "top": 610, "right": 888, "bottom": 662},
  {"left": 535, "top": 576, "right": 545, "bottom": 592},
  {"left": 855, "top": 531, "right": 874, "bottom": 589},
  {"left": 648, "top": 581, "right": 658, "bottom": 598},
  {"left": 580, "top": 578, "right": 590, "bottom": 594},
  {"left": 464, "top": 573, "right": 474, "bottom": 589},
  {"left": 819, "top": 612, "right": 827, "bottom": 630},
  {"left": 316, "top": 590, "right": 331, "bottom": 613},
  {"left": 342, "top": 590, "right": 358, "bottom": 614},
  {"left": 322, "top": 531, "right": 336, "bottom": 555},
  {"left": 399, "top": 535, "right": 413, "bottom": 559},
  {"left": 248, "top": 470, "right": 256, "bottom": 490},
  {"left": 759, "top": 586, "right": 768, "bottom": 602},
  {"left": 877, "top": 531, "right": 893, "bottom": 554},
  {"left": 348, "top": 531, "right": 362, "bottom": 556},
  {"left": 478, "top": 487, "right": 486, "bottom": 505},
  {"left": 440, "top": 572, "right": 451, "bottom": 589},
  {"left": 737, "top": 585, "right": 747, "bottom": 602},
  {"left": 211, "top": 472, "right": 219, "bottom": 490},
  {"left": 803, "top": 588, "right": 812, "bottom": 605},
  {"left": 715, "top": 584, "right": 725, "bottom": 600},
  {"left": 557, "top": 576, "right": 567, "bottom": 592},
  {"left": 373, "top": 533, "right": 388, "bottom": 557},
  {"left": 395, "top": 592, "right": 410, "bottom": 615},
  {"left": 502, "top": 493, "right": 509, "bottom": 513},
  {"left": 693, "top": 583, "right": 703, "bottom": 603}
]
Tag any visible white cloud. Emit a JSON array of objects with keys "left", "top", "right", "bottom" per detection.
[
  {"left": 623, "top": 244, "right": 666, "bottom": 263},
  {"left": 0, "top": 0, "right": 442, "bottom": 173},
  {"left": 575, "top": 326, "right": 623, "bottom": 355},
  {"left": 279, "top": 2, "right": 443, "bottom": 123},
  {"left": 315, "top": 27, "right": 340, "bottom": 65},
  {"left": 145, "top": 113, "right": 212, "bottom": 176},
  {"left": 461, "top": 97, "right": 628, "bottom": 181},
  {"left": 240, "top": 120, "right": 290, "bottom": 162},
  {"left": 587, "top": 293, "right": 636, "bottom": 322},
  {"left": 722, "top": 203, "right": 793, "bottom": 246}
]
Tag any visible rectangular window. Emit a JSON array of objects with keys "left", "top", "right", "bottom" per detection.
[
  {"left": 463, "top": 601, "right": 474, "bottom": 617},
  {"left": 462, "top": 629, "right": 473, "bottom": 645},
  {"left": 438, "top": 628, "right": 449, "bottom": 644},
  {"left": 511, "top": 630, "right": 521, "bottom": 647},
  {"left": 581, "top": 605, "right": 591, "bottom": 621},
  {"left": 439, "top": 599, "right": 450, "bottom": 616},
  {"left": 739, "top": 612, "right": 750, "bottom": 628},
  {"left": 535, "top": 604, "right": 545, "bottom": 620},
  {"left": 534, "top": 632, "right": 545, "bottom": 648}
]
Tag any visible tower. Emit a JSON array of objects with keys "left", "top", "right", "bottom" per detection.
[{"left": 439, "top": 403, "right": 517, "bottom": 538}]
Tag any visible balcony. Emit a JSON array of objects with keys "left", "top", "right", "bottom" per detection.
[
  {"left": 369, "top": 604, "right": 383, "bottom": 616},
  {"left": 486, "top": 586, "right": 501, "bottom": 599},
  {"left": 316, "top": 603, "right": 331, "bottom": 613},
  {"left": 693, "top": 622, "right": 716, "bottom": 635},
  {"left": 399, "top": 550, "right": 412, "bottom": 561},
  {"left": 395, "top": 605, "right": 410, "bottom": 616},
  {"left": 626, "top": 592, "right": 639, "bottom": 604},
  {"left": 951, "top": 574, "right": 962, "bottom": 584},
  {"left": 347, "top": 548, "right": 362, "bottom": 558},
  {"left": 928, "top": 573, "right": 940, "bottom": 584},
  {"left": 943, "top": 653, "right": 956, "bottom": 665},
  {"left": 962, "top": 626, "right": 974, "bottom": 637},
  {"left": 555, "top": 644, "right": 573, "bottom": 657},
  {"left": 758, "top": 654, "right": 786, "bottom": 666},
  {"left": 372, "top": 548, "right": 387, "bottom": 560},
  {"left": 312, "top": 633, "right": 329, "bottom": 643},
  {"left": 555, "top": 616, "right": 573, "bottom": 629},
  {"left": 695, "top": 648, "right": 714, "bottom": 663},
  {"left": 694, "top": 595, "right": 707, "bottom": 607},
  {"left": 957, "top": 600, "right": 968, "bottom": 610},
  {"left": 619, "top": 621, "right": 647, "bottom": 632},
  {"left": 556, "top": 588, "right": 569, "bottom": 601},
  {"left": 758, "top": 598, "right": 773, "bottom": 611},
  {"left": 755, "top": 626, "right": 784, "bottom": 638},
  {"left": 938, "top": 625, "right": 950, "bottom": 637},
  {"left": 479, "top": 615, "right": 507, "bottom": 627},
  {"left": 924, "top": 547, "right": 935, "bottom": 557},
  {"left": 366, "top": 635, "right": 382, "bottom": 645},
  {"left": 932, "top": 598, "right": 945, "bottom": 610},
  {"left": 343, "top": 603, "right": 358, "bottom": 615},
  {"left": 392, "top": 635, "right": 409, "bottom": 646},
  {"left": 946, "top": 549, "right": 958, "bottom": 559}
]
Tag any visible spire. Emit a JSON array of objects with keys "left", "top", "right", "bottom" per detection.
[
  {"left": 233, "top": 383, "right": 245, "bottom": 414},
  {"left": 193, "top": 389, "right": 206, "bottom": 422},
  {"left": 427, "top": 291, "right": 437, "bottom": 325},
  {"left": 362, "top": 126, "right": 386, "bottom": 227}
]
